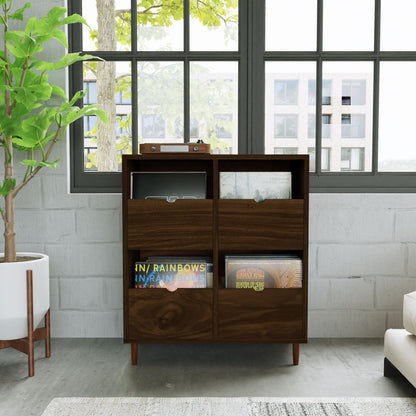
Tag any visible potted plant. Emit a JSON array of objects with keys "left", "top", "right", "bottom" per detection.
[{"left": 0, "top": 0, "right": 106, "bottom": 340}]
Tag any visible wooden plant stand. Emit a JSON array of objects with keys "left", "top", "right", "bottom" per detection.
[{"left": 0, "top": 270, "right": 51, "bottom": 377}]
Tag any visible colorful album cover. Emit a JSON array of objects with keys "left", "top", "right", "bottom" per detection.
[
  {"left": 225, "top": 256, "right": 302, "bottom": 291},
  {"left": 146, "top": 257, "right": 213, "bottom": 288},
  {"left": 135, "top": 262, "right": 207, "bottom": 291}
]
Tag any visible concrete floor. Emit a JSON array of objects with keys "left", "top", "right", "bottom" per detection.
[{"left": 0, "top": 338, "right": 415, "bottom": 416}]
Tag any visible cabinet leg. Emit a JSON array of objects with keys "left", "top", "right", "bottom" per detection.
[
  {"left": 45, "top": 309, "right": 51, "bottom": 358},
  {"left": 131, "top": 343, "right": 138, "bottom": 365},
  {"left": 292, "top": 343, "right": 299, "bottom": 366},
  {"left": 26, "top": 271, "right": 35, "bottom": 377}
]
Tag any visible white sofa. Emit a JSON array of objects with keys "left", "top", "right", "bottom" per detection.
[{"left": 384, "top": 291, "right": 416, "bottom": 388}]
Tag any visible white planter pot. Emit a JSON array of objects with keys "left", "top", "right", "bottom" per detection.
[{"left": 0, "top": 253, "right": 49, "bottom": 341}]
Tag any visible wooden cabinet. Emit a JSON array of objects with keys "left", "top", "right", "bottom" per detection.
[{"left": 122, "top": 154, "right": 308, "bottom": 365}]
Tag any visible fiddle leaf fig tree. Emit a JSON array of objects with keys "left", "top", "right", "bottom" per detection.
[{"left": 0, "top": 0, "right": 107, "bottom": 262}]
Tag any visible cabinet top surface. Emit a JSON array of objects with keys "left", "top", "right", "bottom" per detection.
[{"left": 122, "top": 154, "right": 309, "bottom": 161}]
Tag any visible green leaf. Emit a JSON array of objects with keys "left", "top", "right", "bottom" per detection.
[
  {"left": 21, "top": 159, "right": 61, "bottom": 170},
  {"left": 0, "top": 178, "right": 16, "bottom": 198},
  {"left": 5, "top": 44, "right": 27, "bottom": 59},
  {"left": 8, "top": 2, "right": 31, "bottom": 21},
  {"left": 61, "top": 14, "right": 88, "bottom": 27},
  {"left": 51, "top": 85, "right": 66, "bottom": 99},
  {"left": 51, "top": 29, "right": 67, "bottom": 48}
]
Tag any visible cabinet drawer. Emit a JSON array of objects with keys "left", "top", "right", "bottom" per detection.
[
  {"left": 127, "top": 199, "right": 213, "bottom": 250},
  {"left": 218, "top": 200, "right": 305, "bottom": 251},
  {"left": 217, "top": 289, "right": 305, "bottom": 342},
  {"left": 127, "top": 289, "right": 213, "bottom": 341}
]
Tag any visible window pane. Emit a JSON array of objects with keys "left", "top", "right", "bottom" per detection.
[
  {"left": 83, "top": 61, "right": 132, "bottom": 172},
  {"left": 322, "top": 62, "right": 373, "bottom": 172},
  {"left": 82, "top": 0, "right": 131, "bottom": 52},
  {"left": 265, "top": 62, "right": 316, "bottom": 171},
  {"left": 138, "top": 62, "right": 184, "bottom": 143},
  {"left": 190, "top": 62, "right": 238, "bottom": 153},
  {"left": 190, "top": 1, "right": 238, "bottom": 51},
  {"left": 323, "top": 0, "right": 374, "bottom": 51},
  {"left": 265, "top": 0, "right": 316, "bottom": 51},
  {"left": 137, "top": 2, "right": 183, "bottom": 51},
  {"left": 379, "top": 62, "right": 416, "bottom": 172},
  {"left": 381, "top": 0, "right": 416, "bottom": 51}
]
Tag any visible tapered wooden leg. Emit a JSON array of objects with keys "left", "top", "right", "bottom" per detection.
[
  {"left": 45, "top": 309, "right": 51, "bottom": 358},
  {"left": 26, "top": 271, "right": 35, "bottom": 377},
  {"left": 131, "top": 343, "right": 138, "bottom": 365},
  {"left": 293, "top": 343, "right": 299, "bottom": 366}
]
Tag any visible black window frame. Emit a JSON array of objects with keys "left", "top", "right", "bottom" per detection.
[{"left": 69, "top": 0, "right": 416, "bottom": 193}]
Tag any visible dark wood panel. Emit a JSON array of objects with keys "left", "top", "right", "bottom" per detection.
[
  {"left": 128, "top": 289, "right": 213, "bottom": 341},
  {"left": 127, "top": 199, "right": 213, "bottom": 250},
  {"left": 217, "top": 289, "right": 304, "bottom": 342},
  {"left": 218, "top": 200, "right": 304, "bottom": 251}
]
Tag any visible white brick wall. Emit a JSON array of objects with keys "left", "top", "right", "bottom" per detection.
[
  {"left": 309, "top": 193, "right": 416, "bottom": 337},
  {"left": 2, "top": 0, "right": 416, "bottom": 339}
]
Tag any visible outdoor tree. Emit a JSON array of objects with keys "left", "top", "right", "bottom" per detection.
[{"left": 85, "top": 0, "right": 238, "bottom": 171}]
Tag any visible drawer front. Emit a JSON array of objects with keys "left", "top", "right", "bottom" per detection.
[
  {"left": 218, "top": 289, "right": 305, "bottom": 342},
  {"left": 218, "top": 200, "right": 305, "bottom": 251},
  {"left": 127, "top": 199, "right": 213, "bottom": 250},
  {"left": 127, "top": 289, "right": 213, "bottom": 341}
]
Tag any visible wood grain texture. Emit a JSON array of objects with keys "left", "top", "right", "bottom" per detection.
[
  {"left": 218, "top": 200, "right": 304, "bottom": 251},
  {"left": 128, "top": 289, "right": 213, "bottom": 341},
  {"left": 217, "top": 289, "right": 304, "bottom": 342},
  {"left": 122, "top": 154, "right": 309, "bottom": 357},
  {"left": 127, "top": 200, "right": 213, "bottom": 251}
]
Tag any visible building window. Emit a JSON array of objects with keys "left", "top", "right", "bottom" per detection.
[
  {"left": 274, "top": 114, "right": 298, "bottom": 138},
  {"left": 69, "top": 0, "right": 416, "bottom": 192},
  {"left": 308, "top": 80, "right": 332, "bottom": 105},
  {"left": 341, "top": 114, "right": 365, "bottom": 138},
  {"left": 341, "top": 148, "right": 365, "bottom": 171},
  {"left": 342, "top": 80, "right": 366, "bottom": 105},
  {"left": 274, "top": 147, "right": 298, "bottom": 155},
  {"left": 274, "top": 80, "right": 299, "bottom": 105},
  {"left": 308, "top": 114, "right": 331, "bottom": 139},
  {"left": 309, "top": 147, "right": 331, "bottom": 172}
]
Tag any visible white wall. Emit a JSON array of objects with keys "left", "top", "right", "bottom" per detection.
[{"left": 4, "top": 0, "right": 416, "bottom": 338}]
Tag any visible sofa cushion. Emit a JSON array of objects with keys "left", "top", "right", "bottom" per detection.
[
  {"left": 403, "top": 291, "right": 416, "bottom": 335},
  {"left": 384, "top": 328, "right": 416, "bottom": 388}
]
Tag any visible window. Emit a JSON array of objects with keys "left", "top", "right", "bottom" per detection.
[
  {"left": 308, "top": 80, "right": 332, "bottom": 105},
  {"left": 341, "top": 148, "right": 365, "bottom": 171},
  {"left": 274, "top": 80, "right": 299, "bottom": 105},
  {"left": 68, "top": 0, "right": 416, "bottom": 192},
  {"left": 274, "top": 114, "right": 298, "bottom": 138},
  {"left": 342, "top": 80, "right": 366, "bottom": 105},
  {"left": 309, "top": 147, "right": 331, "bottom": 172},
  {"left": 274, "top": 147, "right": 298, "bottom": 155},
  {"left": 308, "top": 114, "right": 331, "bottom": 139},
  {"left": 341, "top": 114, "right": 366, "bottom": 139}
]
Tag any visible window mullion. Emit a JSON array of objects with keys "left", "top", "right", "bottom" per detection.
[
  {"left": 250, "top": 0, "right": 265, "bottom": 154},
  {"left": 184, "top": 0, "right": 190, "bottom": 143},
  {"left": 372, "top": 0, "right": 381, "bottom": 174},
  {"left": 315, "top": 0, "right": 323, "bottom": 174}
]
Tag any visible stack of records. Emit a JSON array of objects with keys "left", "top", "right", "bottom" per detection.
[
  {"left": 134, "top": 257, "right": 213, "bottom": 291},
  {"left": 225, "top": 255, "right": 302, "bottom": 291}
]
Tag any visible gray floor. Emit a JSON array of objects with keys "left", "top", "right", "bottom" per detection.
[{"left": 0, "top": 338, "right": 415, "bottom": 416}]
